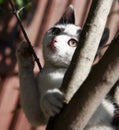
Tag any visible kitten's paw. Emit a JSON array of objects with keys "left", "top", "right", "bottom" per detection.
[
  {"left": 16, "top": 42, "right": 34, "bottom": 68},
  {"left": 16, "top": 42, "right": 32, "bottom": 58},
  {"left": 41, "top": 89, "right": 65, "bottom": 118}
]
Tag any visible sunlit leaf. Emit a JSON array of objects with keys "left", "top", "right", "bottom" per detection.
[
  {"left": 16, "top": 0, "right": 32, "bottom": 20},
  {"left": 16, "top": 0, "right": 31, "bottom": 7}
]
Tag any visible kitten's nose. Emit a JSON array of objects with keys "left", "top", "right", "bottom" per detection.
[
  {"left": 48, "top": 37, "right": 57, "bottom": 50},
  {"left": 50, "top": 37, "right": 57, "bottom": 45}
]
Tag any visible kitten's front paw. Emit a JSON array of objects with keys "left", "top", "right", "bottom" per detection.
[
  {"left": 16, "top": 42, "right": 32, "bottom": 58},
  {"left": 41, "top": 89, "right": 65, "bottom": 118},
  {"left": 16, "top": 42, "right": 34, "bottom": 68}
]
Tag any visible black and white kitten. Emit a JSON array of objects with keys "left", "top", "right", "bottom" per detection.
[{"left": 17, "top": 5, "right": 116, "bottom": 130}]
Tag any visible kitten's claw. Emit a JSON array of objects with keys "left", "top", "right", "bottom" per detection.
[{"left": 41, "top": 89, "right": 65, "bottom": 118}]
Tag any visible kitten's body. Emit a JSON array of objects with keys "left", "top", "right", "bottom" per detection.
[
  {"left": 39, "top": 23, "right": 81, "bottom": 120},
  {"left": 17, "top": 5, "right": 116, "bottom": 130}
]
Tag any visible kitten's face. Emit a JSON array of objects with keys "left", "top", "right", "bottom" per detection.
[
  {"left": 43, "top": 24, "right": 81, "bottom": 67},
  {"left": 43, "top": 5, "right": 81, "bottom": 67}
]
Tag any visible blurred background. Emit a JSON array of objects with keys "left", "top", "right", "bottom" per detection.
[{"left": 0, "top": 0, "right": 119, "bottom": 130}]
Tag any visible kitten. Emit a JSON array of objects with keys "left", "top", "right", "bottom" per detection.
[{"left": 16, "top": 5, "right": 116, "bottom": 130}]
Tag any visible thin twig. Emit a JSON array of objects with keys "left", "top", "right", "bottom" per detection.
[{"left": 8, "top": 0, "right": 42, "bottom": 70}]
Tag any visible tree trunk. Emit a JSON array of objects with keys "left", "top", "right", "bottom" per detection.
[
  {"left": 46, "top": 0, "right": 114, "bottom": 129},
  {"left": 47, "top": 32, "right": 119, "bottom": 130},
  {"left": 61, "top": 0, "right": 113, "bottom": 103}
]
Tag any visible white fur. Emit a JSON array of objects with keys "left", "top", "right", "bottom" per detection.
[
  {"left": 55, "top": 24, "right": 81, "bottom": 36},
  {"left": 38, "top": 65, "right": 66, "bottom": 119},
  {"left": 17, "top": 23, "right": 115, "bottom": 129},
  {"left": 38, "top": 24, "right": 81, "bottom": 121},
  {"left": 40, "top": 24, "right": 115, "bottom": 129},
  {"left": 43, "top": 35, "right": 76, "bottom": 66},
  {"left": 86, "top": 99, "right": 115, "bottom": 130},
  {"left": 43, "top": 24, "right": 80, "bottom": 67},
  {"left": 40, "top": 88, "right": 64, "bottom": 119}
]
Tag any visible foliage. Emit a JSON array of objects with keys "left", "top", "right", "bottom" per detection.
[
  {"left": 0, "top": 0, "right": 31, "bottom": 7},
  {"left": 15, "top": 0, "right": 30, "bottom": 8},
  {"left": 0, "top": 0, "right": 32, "bottom": 11},
  {"left": 15, "top": 0, "right": 32, "bottom": 19}
]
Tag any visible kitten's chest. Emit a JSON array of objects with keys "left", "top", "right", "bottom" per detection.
[{"left": 38, "top": 68, "right": 66, "bottom": 93}]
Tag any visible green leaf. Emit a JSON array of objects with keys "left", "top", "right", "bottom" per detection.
[
  {"left": 16, "top": 0, "right": 30, "bottom": 7},
  {"left": 15, "top": 0, "right": 32, "bottom": 20},
  {"left": 16, "top": 0, "right": 24, "bottom": 7}
]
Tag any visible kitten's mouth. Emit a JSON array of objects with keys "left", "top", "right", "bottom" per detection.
[{"left": 47, "top": 44, "right": 56, "bottom": 52}]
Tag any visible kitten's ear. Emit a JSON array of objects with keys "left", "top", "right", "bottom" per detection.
[{"left": 57, "top": 5, "right": 75, "bottom": 24}]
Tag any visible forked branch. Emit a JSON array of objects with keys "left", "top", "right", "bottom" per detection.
[{"left": 48, "top": 30, "right": 119, "bottom": 130}]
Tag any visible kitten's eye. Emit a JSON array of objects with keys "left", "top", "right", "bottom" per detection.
[
  {"left": 68, "top": 39, "right": 78, "bottom": 47},
  {"left": 52, "top": 27, "right": 61, "bottom": 35}
]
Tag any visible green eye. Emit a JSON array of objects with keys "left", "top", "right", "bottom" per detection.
[
  {"left": 68, "top": 39, "right": 78, "bottom": 47},
  {"left": 51, "top": 27, "right": 61, "bottom": 35}
]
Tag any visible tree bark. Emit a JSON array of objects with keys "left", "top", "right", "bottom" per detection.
[
  {"left": 47, "top": 31, "right": 119, "bottom": 130},
  {"left": 46, "top": 0, "right": 114, "bottom": 129},
  {"left": 61, "top": 0, "right": 113, "bottom": 103}
]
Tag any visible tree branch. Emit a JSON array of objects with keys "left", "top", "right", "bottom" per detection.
[
  {"left": 46, "top": 0, "right": 114, "bottom": 129},
  {"left": 61, "top": 0, "right": 113, "bottom": 103},
  {"left": 8, "top": 0, "right": 42, "bottom": 70},
  {"left": 49, "top": 30, "right": 119, "bottom": 130}
]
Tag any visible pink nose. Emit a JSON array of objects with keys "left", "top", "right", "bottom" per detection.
[
  {"left": 50, "top": 37, "right": 57, "bottom": 45},
  {"left": 48, "top": 37, "right": 57, "bottom": 50}
]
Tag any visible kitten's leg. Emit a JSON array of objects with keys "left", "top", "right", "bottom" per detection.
[{"left": 16, "top": 42, "right": 46, "bottom": 126}]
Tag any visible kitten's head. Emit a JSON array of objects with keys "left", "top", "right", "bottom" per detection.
[{"left": 43, "top": 5, "right": 81, "bottom": 68}]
